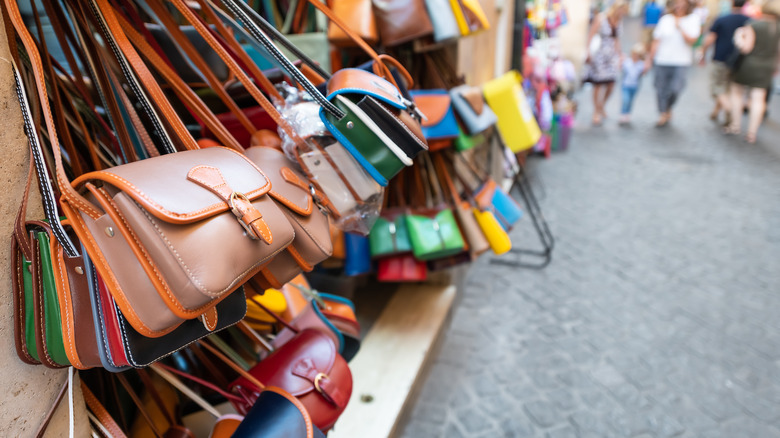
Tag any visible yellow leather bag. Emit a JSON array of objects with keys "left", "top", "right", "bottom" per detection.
[
  {"left": 482, "top": 71, "right": 542, "bottom": 153},
  {"left": 450, "top": 0, "right": 490, "bottom": 35},
  {"left": 245, "top": 288, "right": 288, "bottom": 330},
  {"left": 473, "top": 208, "right": 511, "bottom": 255}
]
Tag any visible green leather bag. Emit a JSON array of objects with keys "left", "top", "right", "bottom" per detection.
[
  {"left": 405, "top": 209, "right": 465, "bottom": 261},
  {"left": 34, "top": 231, "right": 70, "bottom": 366},
  {"left": 454, "top": 126, "right": 486, "bottom": 152},
  {"left": 369, "top": 213, "right": 412, "bottom": 257},
  {"left": 21, "top": 251, "right": 39, "bottom": 362}
]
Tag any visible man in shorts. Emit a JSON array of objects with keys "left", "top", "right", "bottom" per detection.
[{"left": 700, "top": 0, "right": 750, "bottom": 125}]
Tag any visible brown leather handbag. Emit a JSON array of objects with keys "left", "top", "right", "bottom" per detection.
[
  {"left": 372, "top": 0, "right": 434, "bottom": 46},
  {"left": 327, "top": 0, "right": 378, "bottom": 46},
  {"left": 7, "top": 0, "right": 295, "bottom": 339},
  {"left": 244, "top": 147, "right": 333, "bottom": 289}
]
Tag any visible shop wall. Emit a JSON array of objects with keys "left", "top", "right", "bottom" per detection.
[
  {"left": 457, "top": 0, "right": 515, "bottom": 84},
  {"left": 558, "top": 0, "right": 592, "bottom": 73},
  {"left": 0, "top": 12, "right": 89, "bottom": 437}
]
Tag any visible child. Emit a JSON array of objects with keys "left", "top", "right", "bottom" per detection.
[{"left": 619, "top": 44, "right": 647, "bottom": 125}]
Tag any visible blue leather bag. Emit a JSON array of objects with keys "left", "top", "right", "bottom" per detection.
[
  {"left": 344, "top": 233, "right": 372, "bottom": 276},
  {"left": 410, "top": 90, "right": 460, "bottom": 140},
  {"left": 476, "top": 179, "right": 523, "bottom": 231}
]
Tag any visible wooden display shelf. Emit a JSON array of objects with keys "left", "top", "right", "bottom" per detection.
[{"left": 330, "top": 284, "right": 456, "bottom": 438}]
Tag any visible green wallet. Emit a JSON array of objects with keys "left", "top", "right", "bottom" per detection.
[{"left": 405, "top": 209, "right": 466, "bottom": 261}]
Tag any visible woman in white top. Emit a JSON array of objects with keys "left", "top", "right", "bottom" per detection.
[{"left": 645, "top": 0, "right": 702, "bottom": 127}]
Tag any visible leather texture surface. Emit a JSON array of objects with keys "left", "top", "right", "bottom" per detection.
[
  {"left": 11, "top": 232, "right": 39, "bottom": 364},
  {"left": 455, "top": 202, "right": 490, "bottom": 256},
  {"left": 231, "top": 329, "right": 352, "bottom": 430},
  {"left": 377, "top": 254, "right": 428, "bottom": 282},
  {"left": 117, "top": 288, "right": 247, "bottom": 368},
  {"left": 372, "top": 0, "right": 433, "bottom": 46},
  {"left": 74, "top": 147, "right": 294, "bottom": 337},
  {"left": 369, "top": 212, "right": 413, "bottom": 257},
  {"left": 473, "top": 208, "right": 512, "bottom": 255},
  {"left": 482, "top": 71, "right": 542, "bottom": 152},
  {"left": 33, "top": 230, "right": 70, "bottom": 367},
  {"left": 405, "top": 208, "right": 466, "bottom": 261},
  {"left": 424, "top": 0, "right": 460, "bottom": 41},
  {"left": 84, "top": 251, "right": 129, "bottom": 372},
  {"left": 450, "top": 84, "right": 498, "bottom": 134},
  {"left": 327, "top": 0, "right": 378, "bottom": 46},
  {"left": 344, "top": 233, "right": 372, "bottom": 276},
  {"left": 411, "top": 90, "right": 460, "bottom": 140},
  {"left": 231, "top": 387, "right": 325, "bottom": 438}
]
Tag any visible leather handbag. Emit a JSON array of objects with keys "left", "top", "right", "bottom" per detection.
[
  {"left": 344, "top": 233, "right": 372, "bottom": 276},
  {"left": 244, "top": 288, "right": 288, "bottom": 330},
  {"left": 475, "top": 179, "right": 523, "bottom": 231},
  {"left": 473, "top": 208, "right": 512, "bottom": 255},
  {"left": 244, "top": 147, "right": 333, "bottom": 288},
  {"left": 450, "top": 84, "right": 498, "bottom": 134},
  {"left": 377, "top": 254, "right": 428, "bottom": 282},
  {"left": 405, "top": 158, "right": 466, "bottom": 261},
  {"left": 372, "top": 0, "right": 434, "bottom": 46},
  {"left": 327, "top": 0, "right": 379, "bottom": 46},
  {"left": 454, "top": 126, "right": 486, "bottom": 152},
  {"left": 8, "top": 0, "right": 296, "bottom": 342},
  {"left": 231, "top": 387, "right": 326, "bottom": 438},
  {"left": 225, "top": 328, "right": 353, "bottom": 431},
  {"left": 369, "top": 210, "right": 413, "bottom": 258},
  {"left": 411, "top": 90, "right": 460, "bottom": 141},
  {"left": 450, "top": 0, "right": 491, "bottom": 35},
  {"left": 425, "top": 0, "right": 461, "bottom": 42},
  {"left": 482, "top": 71, "right": 542, "bottom": 152},
  {"left": 434, "top": 153, "right": 489, "bottom": 256}
]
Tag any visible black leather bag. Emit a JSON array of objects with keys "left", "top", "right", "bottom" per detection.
[{"left": 232, "top": 387, "right": 327, "bottom": 438}]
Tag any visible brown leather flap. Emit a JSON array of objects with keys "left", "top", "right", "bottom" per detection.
[
  {"left": 326, "top": 68, "right": 404, "bottom": 108},
  {"left": 412, "top": 94, "right": 452, "bottom": 127},
  {"left": 73, "top": 148, "right": 271, "bottom": 224},
  {"left": 459, "top": 87, "right": 485, "bottom": 115},
  {"left": 245, "top": 147, "right": 313, "bottom": 216}
]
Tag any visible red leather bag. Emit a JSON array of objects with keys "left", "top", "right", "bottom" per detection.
[
  {"left": 227, "top": 329, "right": 352, "bottom": 431},
  {"left": 377, "top": 254, "right": 428, "bottom": 282}
]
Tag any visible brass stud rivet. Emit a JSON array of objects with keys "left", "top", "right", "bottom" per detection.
[
  {"left": 360, "top": 394, "right": 374, "bottom": 403},
  {"left": 74, "top": 266, "right": 84, "bottom": 275},
  {"left": 105, "top": 227, "right": 115, "bottom": 237},
  {"left": 346, "top": 121, "right": 354, "bottom": 129}
]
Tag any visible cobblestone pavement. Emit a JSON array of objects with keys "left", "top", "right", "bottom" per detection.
[{"left": 399, "top": 56, "right": 780, "bottom": 437}]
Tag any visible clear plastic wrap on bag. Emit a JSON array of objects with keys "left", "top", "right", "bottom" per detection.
[{"left": 277, "top": 85, "right": 383, "bottom": 235}]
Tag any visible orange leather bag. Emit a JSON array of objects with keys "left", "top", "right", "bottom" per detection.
[{"left": 326, "top": 0, "right": 378, "bottom": 46}]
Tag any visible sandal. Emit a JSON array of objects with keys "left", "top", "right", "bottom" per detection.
[
  {"left": 723, "top": 126, "right": 741, "bottom": 136},
  {"left": 592, "top": 114, "right": 603, "bottom": 126},
  {"left": 745, "top": 132, "right": 757, "bottom": 144}
]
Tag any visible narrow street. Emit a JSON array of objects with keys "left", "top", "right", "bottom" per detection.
[{"left": 400, "top": 34, "right": 780, "bottom": 438}]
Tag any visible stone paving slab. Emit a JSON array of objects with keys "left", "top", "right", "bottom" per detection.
[{"left": 399, "top": 35, "right": 780, "bottom": 438}]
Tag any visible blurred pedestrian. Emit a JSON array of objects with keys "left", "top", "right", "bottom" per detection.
[
  {"left": 643, "top": 0, "right": 665, "bottom": 48},
  {"left": 700, "top": 0, "right": 749, "bottom": 125},
  {"left": 620, "top": 44, "right": 648, "bottom": 125},
  {"left": 646, "top": 0, "right": 702, "bottom": 127},
  {"left": 585, "top": 0, "right": 629, "bottom": 126},
  {"left": 726, "top": 0, "right": 780, "bottom": 143}
]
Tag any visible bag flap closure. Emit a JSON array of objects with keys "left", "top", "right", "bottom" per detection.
[
  {"left": 240, "top": 329, "right": 338, "bottom": 397},
  {"left": 74, "top": 148, "right": 270, "bottom": 224},
  {"left": 326, "top": 68, "right": 406, "bottom": 110},
  {"left": 245, "top": 147, "right": 314, "bottom": 216},
  {"left": 411, "top": 91, "right": 452, "bottom": 127},
  {"left": 458, "top": 87, "right": 485, "bottom": 115}
]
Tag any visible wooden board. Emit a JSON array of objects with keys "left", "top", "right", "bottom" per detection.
[{"left": 330, "top": 284, "right": 456, "bottom": 438}]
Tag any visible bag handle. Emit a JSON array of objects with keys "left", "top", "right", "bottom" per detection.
[
  {"left": 433, "top": 153, "right": 465, "bottom": 206},
  {"left": 151, "top": 363, "right": 247, "bottom": 405},
  {"left": 113, "top": 11, "right": 243, "bottom": 152},
  {"left": 135, "top": 369, "right": 179, "bottom": 428},
  {"left": 198, "top": 339, "right": 267, "bottom": 390},
  {"left": 81, "top": 378, "right": 128, "bottom": 438},
  {"left": 115, "top": 374, "right": 164, "bottom": 438},
  {"left": 35, "top": 368, "right": 74, "bottom": 438},
  {"left": 148, "top": 363, "right": 225, "bottom": 419}
]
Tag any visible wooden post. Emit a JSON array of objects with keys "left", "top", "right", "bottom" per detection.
[{"left": 0, "top": 7, "right": 89, "bottom": 437}]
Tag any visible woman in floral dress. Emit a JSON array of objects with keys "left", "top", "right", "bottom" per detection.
[{"left": 586, "top": 1, "right": 629, "bottom": 125}]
